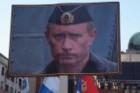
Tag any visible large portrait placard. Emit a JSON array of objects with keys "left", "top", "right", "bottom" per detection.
[{"left": 8, "top": 2, "right": 120, "bottom": 76}]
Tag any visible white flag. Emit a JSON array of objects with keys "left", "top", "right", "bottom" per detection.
[{"left": 21, "top": 78, "right": 29, "bottom": 93}]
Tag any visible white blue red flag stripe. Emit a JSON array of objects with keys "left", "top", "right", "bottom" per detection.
[{"left": 39, "top": 77, "right": 60, "bottom": 93}]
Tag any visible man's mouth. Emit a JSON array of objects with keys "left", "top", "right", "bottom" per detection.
[
  {"left": 58, "top": 54, "right": 76, "bottom": 59},
  {"left": 59, "top": 55, "right": 74, "bottom": 59}
]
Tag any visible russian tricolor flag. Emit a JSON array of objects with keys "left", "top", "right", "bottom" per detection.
[{"left": 39, "top": 77, "right": 60, "bottom": 93}]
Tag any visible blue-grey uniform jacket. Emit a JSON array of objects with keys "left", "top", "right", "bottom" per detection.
[{"left": 44, "top": 53, "right": 118, "bottom": 74}]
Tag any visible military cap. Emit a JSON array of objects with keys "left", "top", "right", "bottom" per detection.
[{"left": 48, "top": 4, "right": 93, "bottom": 25}]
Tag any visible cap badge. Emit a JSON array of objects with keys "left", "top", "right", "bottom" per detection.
[{"left": 60, "top": 12, "right": 74, "bottom": 24}]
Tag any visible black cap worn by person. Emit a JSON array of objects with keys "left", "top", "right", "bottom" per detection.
[{"left": 48, "top": 4, "right": 93, "bottom": 25}]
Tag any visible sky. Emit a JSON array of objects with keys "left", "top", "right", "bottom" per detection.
[{"left": 0, "top": 0, "right": 140, "bottom": 58}]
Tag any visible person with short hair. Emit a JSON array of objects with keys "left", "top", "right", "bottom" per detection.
[{"left": 44, "top": 4, "right": 117, "bottom": 74}]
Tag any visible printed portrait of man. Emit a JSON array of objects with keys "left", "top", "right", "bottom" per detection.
[
  {"left": 9, "top": 3, "right": 120, "bottom": 76},
  {"left": 43, "top": 4, "right": 118, "bottom": 74}
]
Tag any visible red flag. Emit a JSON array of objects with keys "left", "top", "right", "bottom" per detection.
[{"left": 82, "top": 76, "right": 100, "bottom": 93}]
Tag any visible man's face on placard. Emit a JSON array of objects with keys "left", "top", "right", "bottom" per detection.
[{"left": 46, "top": 22, "right": 96, "bottom": 67}]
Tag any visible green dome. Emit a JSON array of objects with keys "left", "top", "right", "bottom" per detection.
[{"left": 128, "top": 32, "right": 140, "bottom": 50}]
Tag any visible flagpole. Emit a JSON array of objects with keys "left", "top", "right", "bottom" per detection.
[{"left": 60, "top": 76, "right": 68, "bottom": 93}]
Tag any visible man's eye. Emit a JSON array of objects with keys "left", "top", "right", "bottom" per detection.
[{"left": 53, "top": 34, "right": 65, "bottom": 40}]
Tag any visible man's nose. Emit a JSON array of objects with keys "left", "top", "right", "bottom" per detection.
[{"left": 62, "top": 37, "right": 72, "bottom": 51}]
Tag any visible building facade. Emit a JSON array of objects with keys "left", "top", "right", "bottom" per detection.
[
  {"left": 96, "top": 32, "right": 140, "bottom": 93},
  {"left": 0, "top": 53, "right": 29, "bottom": 93}
]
